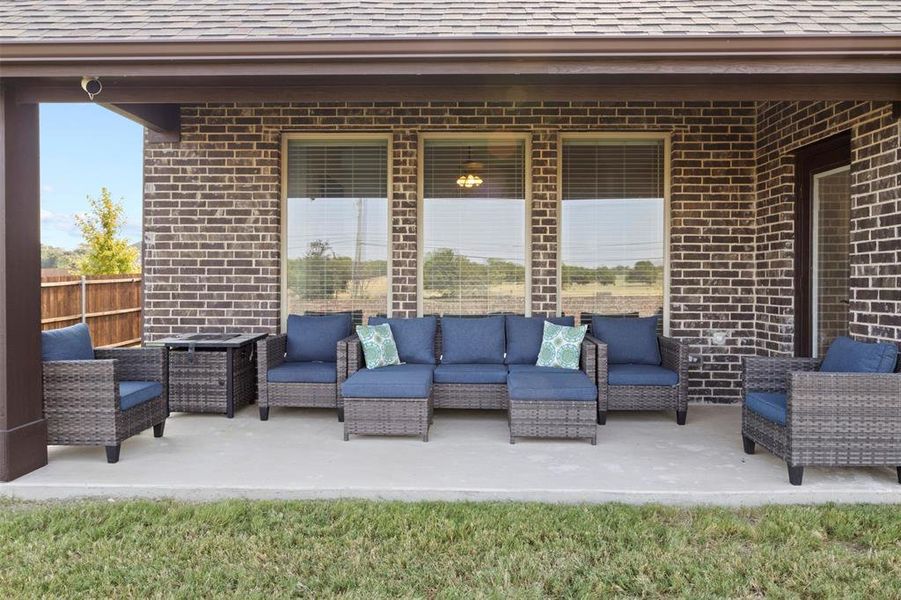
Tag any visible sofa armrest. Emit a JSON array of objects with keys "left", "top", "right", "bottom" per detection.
[
  {"left": 787, "top": 371, "right": 901, "bottom": 460},
  {"left": 342, "top": 335, "right": 363, "bottom": 378},
  {"left": 42, "top": 359, "right": 119, "bottom": 412},
  {"left": 336, "top": 334, "right": 359, "bottom": 386},
  {"left": 585, "top": 333, "right": 608, "bottom": 411},
  {"left": 95, "top": 347, "right": 166, "bottom": 383},
  {"left": 743, "top": 356, "right": 820, "bottom": 394},
  {"left": 579, "top": 337, "right": 596, "bottom": 381},
  {"left": 257, "top": 334, "right": 287, "bottom": 373}
]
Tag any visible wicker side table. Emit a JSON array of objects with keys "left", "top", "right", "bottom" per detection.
[{"left": 159, "top": 333, "right": 266, "bottom": 418}]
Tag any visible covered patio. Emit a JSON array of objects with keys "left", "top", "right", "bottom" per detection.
[
  {"left": 1, "top": 3, "right": 900, "bottom": 501},
  {"left": 5, "top": 405, "right": 900, "bottom": 505}
]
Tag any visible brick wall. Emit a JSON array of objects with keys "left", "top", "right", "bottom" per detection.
[
  {"left": 753, "top": 101, "right": 900, "bottom": 355},
  {"left": 142, "top": 100, "right": 896, "bottom": 405}
]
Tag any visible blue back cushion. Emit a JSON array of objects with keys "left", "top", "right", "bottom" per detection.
[
  {"left": 41, "top": 323, "right": 94, "bottom": 361},
  {"left": 591, "top": 315, "right": 661, "bottom": 365},
  {"left": 285, "top": 313, "right": 353, "bottom": 362},
  {"left": 441, "top": 316, "right": 506, "bottom": 364},
  {"left": 819, "top": 336, "right": 898, "bottom": 373},
  {"left": 504, "top": 315, "right": 575, "bottom": 364},
  {"left": 368, "top": 316, "right": 438, "bottom": 364}
]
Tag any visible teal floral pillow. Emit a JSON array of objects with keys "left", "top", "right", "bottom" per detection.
[
  {"left": 536, "top": 321, "right": 587, "bottom": 369},
  {"left": 356, "top": 323, "right": 402, "bottom": 369}
]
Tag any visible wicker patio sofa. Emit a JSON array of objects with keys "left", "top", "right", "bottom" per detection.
[
  {"left": 256, "top": 312, "right": 357, "bottom": 422},
  {"left": 742, "top": 336, "right": 900, "bottom": 485},
  {"left": 340, "top": 314, "right": 598, "bottom": 442},
  {"left": 586, "top": 315, "right": 689, "bottom": 425},
  {"left": 41, "top": 323, "right": 168, "bottom": 463}
]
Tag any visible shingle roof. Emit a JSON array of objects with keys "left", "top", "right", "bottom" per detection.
[{"left": 1, "top": 0, "right": 899, "bottom": 42}]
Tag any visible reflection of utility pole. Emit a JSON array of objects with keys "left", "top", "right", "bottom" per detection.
[{"left": 352, "top": 197, "right": 364, "bottom": 297}]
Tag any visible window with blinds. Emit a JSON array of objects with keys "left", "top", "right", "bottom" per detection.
[
  {"left": 284, "top": 138, "right": 389, "bottom": 321},
  {"left": 560, "top": 138, "right": 666, "bottom": 325},
  {"left": 422, "top": 138, "right": 527, "bottom": 315}
]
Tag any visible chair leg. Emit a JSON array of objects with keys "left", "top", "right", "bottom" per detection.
[
  {"left": 337, "top": 407, "right": 345, "bottom": 422},
  {"left": 676, "top": 410, "right": 687, "bottom": 426},
  {"left": 105, "top": 444, "right": 121, "bottom": 464},
  {"left": 153, "top": 421, "right": 165, "bottom": 438},
  {"left": 742, "top": 436, "right": 755, "bottom": 455},
  {"left": 896, "top": 467, "right": 900, "bottom": 484},
  {"left": 788, "top": 465, "right": 804, "bottom": 486},
  {"left": 259, "top": 406, "right": 269, "bottom": 421},
  {"left": 597, "top": 411, "right": 607, "bottom": 425}
]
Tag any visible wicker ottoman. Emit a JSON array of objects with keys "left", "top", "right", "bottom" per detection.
[
  {"left": 507, "top": 371, "right": 598, "bottom": 445},
  {"left": 342, "top": 394, "right": 432, "bottom": 441}
]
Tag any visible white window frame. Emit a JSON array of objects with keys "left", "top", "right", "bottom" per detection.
[
  {"left": 280, "top": 132, "right": 394, "bottom": 330},
  {"left": 416, "top": 131, "right": 532, "bottom": 317},
  {"left": 556, "top": 131, "right": 672, "bottom": 334}
]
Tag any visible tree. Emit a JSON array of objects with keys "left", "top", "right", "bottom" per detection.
[
  {"left": 626, "top": 260, "right": 660, "bottom": 285},
  {"left": 73, "top": 188, "right": 139, "bottom": 275}
]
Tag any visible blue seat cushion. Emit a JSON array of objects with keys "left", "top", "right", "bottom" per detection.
[
  {"left": 119, "top": 381, "right": 163, "bottom": 411},
  {"left": 41, "top": 323, "right": 94, "bottom": 361},
  {"left": 267, "top": 361, "right": 337, "bottom": 384},
  {"left": 340, "top": 364, "right": 433, "bottom": 398},
  {"left": 819, "top": 336, "right": 898, "bottom": 374},
  {"left": 441, "top": 316, "right": 506, "bottom": 364},
  {"left": 433, "top": 363, "right": 508, "bottom": 384},
  {"left": 507, "top": 364, "right": 580, "bottom": 375},
  {"left": 504, "top": 315, "right": 575, "bottom": 364},
  {"left": 506, "top": 371, "right": 597, "bottom": 402},
  {"left": 285, "top": 313, "right": 353, "bottom": 363},
  {"left": 607, "top": 364, "right": 679, "bottom": 386},
  {"left": 745, "top": 391, "right": 787, "bottom": 426},
  {"left": 591, "top": 315, "right": 661, "bottom": 366},
  {"left": 368, "top": 316, "right": 438, "bottom": 364}
]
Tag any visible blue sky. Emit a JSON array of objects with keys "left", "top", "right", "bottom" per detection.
[{"left": 40, "top": 104, "right": 143, "bottom": 249}]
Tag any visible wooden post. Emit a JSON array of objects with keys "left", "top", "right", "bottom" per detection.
[
  {"left": 80, "top": 275, "right": 87, "bottom": 323},
  {"left": 0, "top": 86, "right": 48, "bottom": 481}
]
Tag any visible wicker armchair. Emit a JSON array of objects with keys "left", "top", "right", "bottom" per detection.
[
  {"left": 256, "top": 334, "right": 356, "bottom": 422},
  {"left": 42, "top": 347, "right": 169, "bottom": 463},
  {"left": 590, "top": 334, "right": 689, "bottom": 425},
  {"left": 742, "top": 356, "right": 901, "bottom": 485}
]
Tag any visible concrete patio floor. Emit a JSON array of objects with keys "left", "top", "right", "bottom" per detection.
[{"left": 2, "top": 405, "right": 899, "bottom": 506}]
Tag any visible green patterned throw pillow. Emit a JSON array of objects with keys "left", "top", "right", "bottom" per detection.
[
  {"left": 356, "top": 323, "right": 402, "bottom": 369},
  {"left": 536, "top": 321, "right": 587, "bottom": 370}
]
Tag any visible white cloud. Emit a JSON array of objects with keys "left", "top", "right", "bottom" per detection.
[{"left": 41, "top": 184, "right": 55, "bottom": 194}]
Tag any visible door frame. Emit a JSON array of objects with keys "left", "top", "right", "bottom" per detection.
[{"left": 793, "top": 131, "right": 851, "bottom": 357}]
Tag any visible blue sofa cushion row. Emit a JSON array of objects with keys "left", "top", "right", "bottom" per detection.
[
  {"left": 504, "top": 315, "right": 575, "bottom": 364},
  {"left": 433, "top": 363, "right": 508, "bottom": 384},
  {"left": 441, "top": 316, "right": 506, "bottom": 364},
  {"left": 745, "top": 391, "right": 787, "bottom": 426},
  {"left": 368, "top": 316, "right": 438, "bottom": 364},
  {"left": 819, "top": 336, "right": 898, "bottom": 374},
  {"left": 286, "top": 314, "right": 353, "bottom": 363},
  {"left": 268, "top": 361, "right": 337, "bottom": 384},
  {"left": 119, "top": 381, "right": 163, "bottom": 411},
  {"left": 607, "top": 364, "right": 679, "bottom": 387},
  {"left": 41, "top": 323, "right": 95, "bottom": 362},
  {"left": 591, "top": 315, "right": 661, "bottom": 366},
  {"left": 340, "top": 364, "right": 433, "bottom": 398},
  {"left": 506, "top": 371, "right": 597, "bottom": 402}
]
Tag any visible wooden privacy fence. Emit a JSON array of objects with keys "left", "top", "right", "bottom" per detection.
[{"left": 41, "top": 274, "right": 142, "bottom": 348}]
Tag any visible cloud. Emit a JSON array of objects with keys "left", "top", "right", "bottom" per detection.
[
  {"left": 40, "top": 209, "right": 80, "bottom": 236},
  {"left": 41, "top": 184, "right": 55, "bottom": 194}
]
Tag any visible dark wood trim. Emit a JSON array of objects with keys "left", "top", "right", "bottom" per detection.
[
  {"left": 793, "top": 131, "right": 852, "bottom": 357},
  {"left": 99, "top": 103, "right": 180, "bottom": 137},
  {"left": 12, "top": 80, "right": 901, "bottom": 104},
  {"left": 0, "top": 87, "right": 48, "bottom": 481}
]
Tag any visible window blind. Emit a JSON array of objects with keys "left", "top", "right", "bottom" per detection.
[
  {"left": 560, "top": 139, "right": 665, "bottom": 325},
  {"left": 422, "top": 139, "right": 527, "bottom": 315},
  {"left": 284, "top": 138, "right": 389, "bottom": 320}
]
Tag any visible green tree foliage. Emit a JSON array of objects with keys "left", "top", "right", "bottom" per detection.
[
  {"left": 561, "top": 265, "right": 616, "bottom": 287},
  {"left": 287, "top": 239, "right": 386, "bottom": 300},
  {"left": 423, "top": 249, "right": 525, "bottom": 298},
  {"left": 626, "top": 260, "right": 661, "bottom": 285},
  {"left": 40, "top": 244, "right": 84, "bottom": 271},
  {"left": 73, "top": 188, "right": 139, "bottom": 275}
]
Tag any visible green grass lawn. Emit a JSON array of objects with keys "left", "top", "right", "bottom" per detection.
[{"left": 1, "top": 500, "right": 899, "bottom": 598}]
